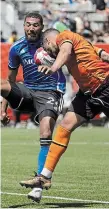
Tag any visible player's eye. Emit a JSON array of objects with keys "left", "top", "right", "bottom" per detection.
[
  {"left": 44, "top": 38, "right": 49, "bottom": 45},
  {"left": 25, "top": 22, "right": 31, "bottom": 27},
  {"left": 33, "top": 24, "right": 39, "bottom": 27},
  {"left": 25, "top": 22, "right": 39, "bottom": 28}
]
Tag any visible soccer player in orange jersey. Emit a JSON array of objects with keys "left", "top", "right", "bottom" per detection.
[{"left": 35, "top": 29, "right": 109, "bottom": 191}]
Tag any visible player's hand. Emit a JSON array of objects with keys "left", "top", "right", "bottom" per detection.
[
  {"left": 38, "top": 65, "right": 53, "bottom": 75},
  {"left": 0, "top": 111, "right": 10, "bottom": 126},
  {"left": 100, "top": 51, "right": 109, "bottom": 63}
]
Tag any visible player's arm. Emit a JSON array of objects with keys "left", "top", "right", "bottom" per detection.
[
  {"left": 2, "top": 67, "right": 18, "bottom": 117},
  {"left": 38, "top": 42, "right": 73, "bottom": 74},
  {"left": 99, "top": 50, "right": 109, "bottom": 63},
  {"left": 1, "top": 67, "right": 18, "bottom": 125},
  {"left": 1, "top": 45, "right": 20, "bottom": 125},
  {"left": 94, "top": 46, "right": 109, "bottom": 63},
  {"left": 51, "top": 42, "right": 73, "bottom": 72},
  {"left": 8, "top": 67, "right": 18, "bottom": 82}
]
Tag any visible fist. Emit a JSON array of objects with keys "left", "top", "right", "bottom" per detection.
[{"left": 0, "top": 112, "right": 10, "bottom": 126}]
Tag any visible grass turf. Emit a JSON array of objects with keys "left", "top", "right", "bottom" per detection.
[{"left": 1, "top": 127, "right": 109, "bottom": 208}]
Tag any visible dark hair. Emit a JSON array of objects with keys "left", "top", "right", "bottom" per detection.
[
  {"left": 43, "top": 28, "right": 59, "bottom": 40},
  {"left": 11, "top": 30, "right": 17, "bottom": 35},
  {"left": 24, "top": 11, "right": 43, "bottom": 25}
]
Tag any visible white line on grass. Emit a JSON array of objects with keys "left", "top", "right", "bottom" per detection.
[
  {"left": 1, "top": 192, "right": 109, "bottom": 204},
  {"left": 2, "top": 142, "right": 109, "bottom": 146}
]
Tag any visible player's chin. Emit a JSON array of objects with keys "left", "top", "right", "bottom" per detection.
[
  {"left": 46, "top": 49, "right": 56, "bottom": 59},
  {"left": 27, "top": 35, "right": 38, "bottom": 42},
  {"left": 51, "top": 54, "right": 57, "bottom": 59},
  {"left": 52, "top": 48, "right": 59, "bottom": 58},
  {"left": 51, "top": 51, "right": 58, "bottom": 59}
]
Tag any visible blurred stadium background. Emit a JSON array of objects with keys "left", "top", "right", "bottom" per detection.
[{"left": 1, "top": 0, "right": 109, "bottom": 128}]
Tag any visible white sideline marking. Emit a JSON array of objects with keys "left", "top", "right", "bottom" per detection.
[
  {"left": 1, "top": 192, "right": 109, "bottom": 204},
  {"left": 2, "top": 142, "right": 109, "bottom": 146}
]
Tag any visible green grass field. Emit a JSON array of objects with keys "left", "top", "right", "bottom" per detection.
[{"left": 1, "top": 127, "right": 109, "bottom": 208}]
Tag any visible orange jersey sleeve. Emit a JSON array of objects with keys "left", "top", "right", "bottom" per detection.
[
  {"left": 93, "top": 46, "right": 103, "bottom": 56},
  {"left": 56, "top": 31, "right": 109, "bottom": 93},
  {"left": 56, "top": 31, "right": 74, "bottom": 47}
]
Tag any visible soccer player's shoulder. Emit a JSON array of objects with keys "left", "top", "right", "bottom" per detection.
[
  {"left": 9, "top": 36, "right": 26, "bottom": 53},
  {"left": 58, "top": 30, "right": 73, "bottom": 39},
  {"left": 10, "top": 36, "right": 25, "bottom": 49},
  {"left": 56, "top": 30, "right": 75, "bottom": 46}
]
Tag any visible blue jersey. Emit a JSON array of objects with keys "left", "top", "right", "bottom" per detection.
[{"left": 8, "top": 36, "right": 66, "bottom": 93}]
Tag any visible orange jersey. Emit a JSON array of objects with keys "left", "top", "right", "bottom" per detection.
[{"left": 56, "top": 31, "right": 109, "bottom": 93}]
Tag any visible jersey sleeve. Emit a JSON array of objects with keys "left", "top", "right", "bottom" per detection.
[
  {"left": 93, "top": 46, "right": 104, "bottom": 56},
  {"left": 8, "top": 45, "right": 20, "bottom": 69},
  {"left": 56, "top": 30, "right": 74, "bottom": 47}
]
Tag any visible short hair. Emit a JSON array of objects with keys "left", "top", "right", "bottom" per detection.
[
  {"left": 24, "top": 11, "right": 43, "bottom": 25},
  {"left": 43, "top": 28, "right": 60, "bottom": 40}
]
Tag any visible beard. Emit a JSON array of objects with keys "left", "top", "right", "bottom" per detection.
[
  {"left": 46, "top": 45, "right": 59, "bottom": 58},
  {"left": 25, "top": 32, "right": 40, "bottom": 42},
  {"left": 51, "top": 46, "right": 59, "bottom": 58}
]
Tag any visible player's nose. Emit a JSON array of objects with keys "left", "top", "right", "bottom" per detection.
[{"left": 29, "top": 25, "right": 35, "bottom": 31}]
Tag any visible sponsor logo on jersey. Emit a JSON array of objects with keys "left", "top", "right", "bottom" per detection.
[
  {"left": 20, "top": 48, "right": 26, "bottom": 55},
  {"left": 23, "top": 59, "right": 35, "bottom": 65}
]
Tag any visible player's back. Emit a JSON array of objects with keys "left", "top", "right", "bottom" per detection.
[{"left": 56, "top": 31, "right": 109, "bottom": 93}]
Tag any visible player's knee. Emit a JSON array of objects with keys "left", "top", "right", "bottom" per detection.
[
  {"left": 39, "top": 114, "right": 55, "bottom": 138},
  {"left": 40, "top": 124, "right": 52, "bottom": 137},
  {"left": 40, "top": 129, "right": 52, "bottom": 138},
  {"left": 1, "top": 79, "right": 8, "bottom": 86},
  {"left": 1, "top": 79, "right": 11, "bottom": 96}
]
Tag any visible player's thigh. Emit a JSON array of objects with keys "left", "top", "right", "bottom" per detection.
[
  {"left": 39, "top": 116, "right": 56, "bottom": 138},
  {"left": 62, "top": 90, "right": 88, "bottom": 131},
  {"left": 34, "top": 90, "right": 63, "bottom": 123},
  {"left": 7, "top": 82, "right": 34, "bottom": 112}
]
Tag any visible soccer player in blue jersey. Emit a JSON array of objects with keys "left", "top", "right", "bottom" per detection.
[{"left": 1, "top": 12, "right": 66, "bottom": 202}]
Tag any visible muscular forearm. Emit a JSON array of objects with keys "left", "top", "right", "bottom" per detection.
[
  {"left": 38, "top": 42, "right": 73, "bottom": 74},
  {"left": 1, "top": 98, "right": 10, "bottom": 125},
  {"left": 2, "top": 98, "right": 8, "bottom": 113},
  {"left": 1, "top": 68, "right": 17, "bottom": 113}
]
